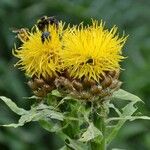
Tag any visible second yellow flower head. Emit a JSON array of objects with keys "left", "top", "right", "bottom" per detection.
[{"left": 61, "top": 20, "right": 127, "bottom": 81}]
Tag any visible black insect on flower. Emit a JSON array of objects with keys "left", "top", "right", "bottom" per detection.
[{"left": 37, "top": 16, "right": 59, "bottom": 31}]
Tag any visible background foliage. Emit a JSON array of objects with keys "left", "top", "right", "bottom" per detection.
[{"left": 0, "top": 0, "right": 150, "bottom": 149}]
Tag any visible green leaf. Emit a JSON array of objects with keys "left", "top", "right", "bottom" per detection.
[
  {"left": 33, "top": 104, "right": 64, "bottom": 121},
  {"left": 35, "top": 103, "right": 54, "bottom": 110},
  {"left": 39, "top": 121, "right": 87, "bottom": 150},
  {"left": 112, "top": 89, "right": 142, "bottom": 103},
  {"left": 106, "top": 116, "right": 150, "bottom": 122},
  {"left": 109, "top": 103, "right": 121, "bottom": 116},
  {"left": 2, "top": 123, "right": 23, "bottom": 128},
  {"left": 1, "top": 103, "right": 64, "bottom": 128},
  {"left": 79, "top": 122, "right": 103, "bottom": 142},
  {"left": 122, "top": 101, "right": 137, "bottom": 116},
  {"left": 39, "top": 120, "right": 62, "bottom": 133},
  {"left": 51, "top": 90, "right": 62, "bottom": 97},
  {"left": 106, "top": 89, "right": 143, "bottom": 145},
  {"left": 106, "top": 101, "right": 137, "bottom": 144},
  {"left": 0, "top": 96, "right": 27, "bottom": 115}
]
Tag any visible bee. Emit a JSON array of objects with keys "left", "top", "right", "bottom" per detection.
[
  {"left": 37, "top": 16, "right": 58, "bottom": 43},
  {"left": 41, "top": 31, "right": 51, "bottom": 43},
  {"left": 12, "top": 28, "right": 29, "bottom": 42},
  {"left": 37, "top": 16, "right": 59, "bottom": 31}
]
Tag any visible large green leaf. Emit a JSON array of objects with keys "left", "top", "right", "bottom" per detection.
[
  {"left": 0, "top": 97, "right": 64, "bottom": 128},
  {"left": 106, "top": 102, "right": 137, "bottom": 144},
  {"left": 0, "top": 96, "right": 27, "bottom": 115},
  {"left": 106, "top": 89, "right": 147, "bottom": 144}
]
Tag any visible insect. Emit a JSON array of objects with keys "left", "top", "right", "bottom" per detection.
[
  {"left": 37, "top": 16, "right": 58, "bottom": 43},
  {"left": 37, "top": 16, "right": 59, "bottom": 31},
  {"left": 41, "top": 31, "right": 51, "bottom": 43},
  {"left": 12, "top": 28, "right": 29, "bottom": 41},
  {"left": 86, "top": 58, "right": 94, "bottom": 64}
]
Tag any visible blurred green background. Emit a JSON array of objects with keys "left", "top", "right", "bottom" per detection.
[{"left": 0, "top": 0, "right": 150, "bottom": 149}]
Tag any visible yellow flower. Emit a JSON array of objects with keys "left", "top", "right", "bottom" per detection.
[
  {"left": 13, "top": 23, "right": 64, "bottom": 79},
  {"left": 61, "top": 20, "right": 127, "bottom": 82}
]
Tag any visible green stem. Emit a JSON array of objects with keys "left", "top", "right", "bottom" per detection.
[
  {"left": 100, "top": 117, "right": 106, "bottom": 150},
  {"left": 91, "top": 107, "right": 106, "bottom": 150}
]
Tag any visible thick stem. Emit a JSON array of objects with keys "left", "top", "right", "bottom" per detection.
[{"left": 91, "top": 106, "right": 106, "bottom": 150}]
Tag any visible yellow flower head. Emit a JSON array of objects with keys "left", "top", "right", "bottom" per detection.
[
  {"left": 13, "top": 23, "right": 64, "bottom": 78},
  {"left": 61, "top": 20, "right": 127, "bottom": 82}
]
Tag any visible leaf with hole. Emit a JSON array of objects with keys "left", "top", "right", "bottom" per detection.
[{"left": 79, "top": 122, "right": 103, "bottom": 142}]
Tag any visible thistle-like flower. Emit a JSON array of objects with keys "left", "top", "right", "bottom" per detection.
[
  {"left": 13, "top": 22, "right": 64, "bottom": 79},
  {"left": 61, "top": 20, "right": 127, "bottom": 82}
]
